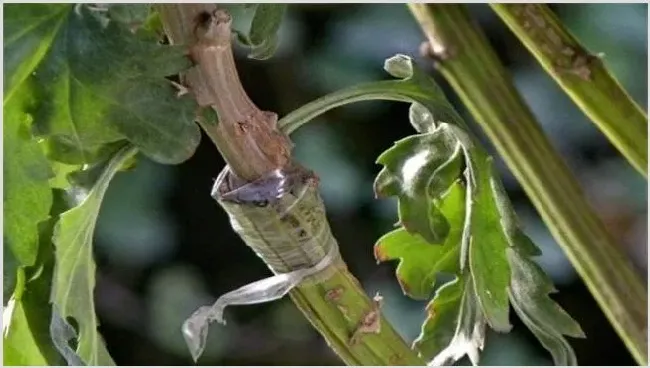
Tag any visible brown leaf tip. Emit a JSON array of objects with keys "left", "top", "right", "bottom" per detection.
[{"left": 373, "top": 243, "right": 388, "bottom": 263}]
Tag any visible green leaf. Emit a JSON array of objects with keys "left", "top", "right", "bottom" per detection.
[
  {"left": 3, "top": 4, "right": 68, "bottom": 102},
  {"left": 507, "top": 246, "right": 585, "bottom": 365},
  {"left": 422, "top": 277, "right": 486, "bottom": 366},
  {"left": 3, "top": 247, "right": 19, "bottom": 305},
  {"left": 5, "top": 4, "right": 198, "bottom": 165},
  {"left": 374, "top": 181, "right": 465, "bottom": 300},
  {"left": 5, "top": 277, "right": 62, "bottom": 366},
  {"left": 412, "top": 276, "right": 463, "bottom": 360},
  {"left": 50, "top": 145, "right": 138, "bottom": 365},
  {"left": 373, "top": 118, "right": 512, "bottom": 357},
  {"left": 4, "top": 191, "right": 68, "bottom": 366},
  {"left": 41, "top": 140, "right": 127, "bottom": 166},
  {"left": 412, "top": 276, "right": 463, "bottom": 361},
  {"left": 141, "top": 10, "right": 164, "bottom": 36},
  {"left": 3, "top": 289, "right": 50, "bottom": 366},
  {"left": 464, "top": 154, "right": 512, "bottom": 332},
  {"left": 222, "top": 4, "right": 286, "bottom": 60},
  {"left": 107, "top": 4, "right": 151, "bottom": 30},
  {"left": 48, "top": 161, "right": 82, "bottom": 189},
  {"left": 4, "top": 83, "right": 53, "bottom": 267},
  {"left": 249, "top": 4, "right": 286, "bottom": 45},
  {"left": 374, "top": 130, "right": 463, "bottom": 244},
  {"left": 375, "top": 119, "right": 512, "bottom": 332}
]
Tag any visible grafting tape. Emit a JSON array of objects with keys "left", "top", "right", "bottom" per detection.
[{"left": 182, "top": 164, "right": 343, "bottom": 362}]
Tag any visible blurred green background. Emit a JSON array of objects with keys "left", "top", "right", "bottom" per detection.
[{"left": 93, "top": 4, "right": 647, "bottom": 366}]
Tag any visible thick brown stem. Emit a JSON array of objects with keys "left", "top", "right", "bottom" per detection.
[{"left": 159, "top": 4, "right": 291, "bottom": 181}]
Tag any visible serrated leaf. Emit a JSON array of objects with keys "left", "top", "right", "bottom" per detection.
[
  {"left": 412, "top": 277, "right": 464, "bottom": 359},
  {"left": 376, "top": 107, "right": 512, "bottom": 334},
  {"left": 374, "top": 130, "right": 464, "bottom": 244},
  {"left": 50, "top": 145, "right": 137, "bottom": 365},
  {"left": 374, "top": 63, "right": 513, "bottom": 331},
  {"left": 375, "top": 182, "right": 465, "bottom": 300},
  {"left": 279, "top": 53, "right": 583, "bottom": 365},
  {"left": 4, "top": 83, "right": 53, "bottom": 267},
  {"left": 507, "top": 247, "right": 585, "bottom": 365},
  {"left": 382, "top": 54, "right": 575, "bottom": 356},
  {"left": 4, "top": 4, "right": 199, "bottom": 165}
]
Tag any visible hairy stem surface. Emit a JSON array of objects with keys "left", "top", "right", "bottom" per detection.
[
  {"left": 158, "top": 4, "right": 423, "bottom": 365},
  {"left": 408, "top": 4, "right": 648, "bottom": 365},
  {"left": 491, "top": 4, "right": 648, "bottom": 177}
]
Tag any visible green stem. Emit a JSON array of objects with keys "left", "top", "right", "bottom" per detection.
[
  {"left": 407, "top": 4, "right": 647, "bottom": 364},
  {"left": 291, "top": 272, "right": 424, "bottom": 365},
  {"left": 158, "top": 5, "right": 423, "bottom": 365},
  {"left": 490, "top": 4, "right": 648, "bottom": 177},
  {"left": 280, "top": 80, "right": 434, "bottom": 134}
]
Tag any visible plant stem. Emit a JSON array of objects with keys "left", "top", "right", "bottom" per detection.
[
  {"left": 490, "top": 4, "right": 648, "bottom": 177},
  {"left": 158, "top": 5, "right": 423, "bottom": 365},
  {"left": 159, "top": 4, "right": 291, "bottom": 182},
  {"left": 408, "top": 4, "right": 648, "bottom": 365}
]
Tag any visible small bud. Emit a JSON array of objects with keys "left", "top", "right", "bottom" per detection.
[
  {"left": 384, "top": 54, "right": 414, "bottom": 79},
  {"left": 409, "top": 102, "right": 436, "bottom": 133}
]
